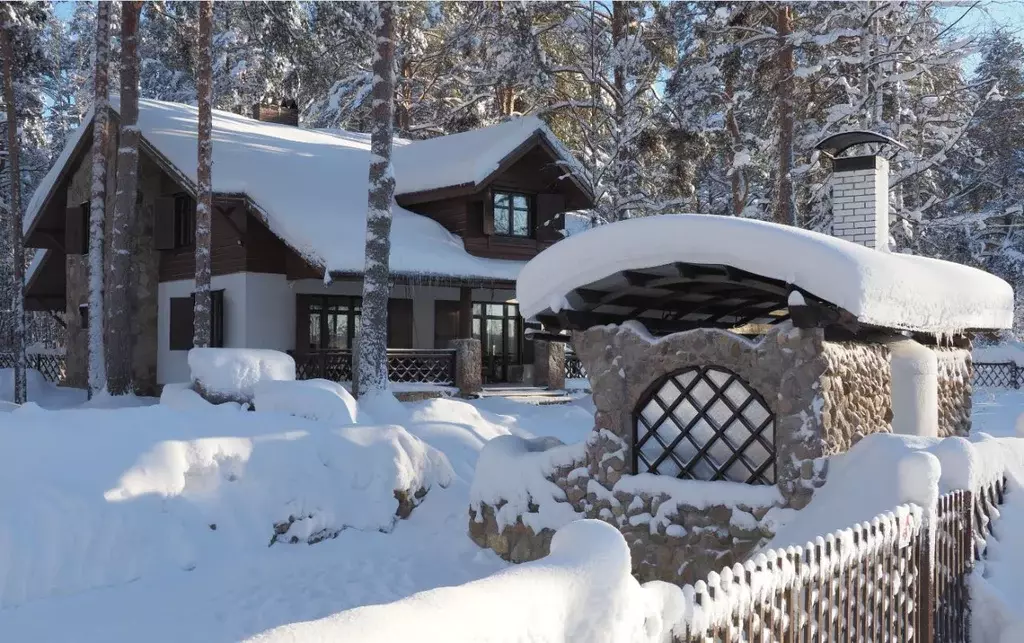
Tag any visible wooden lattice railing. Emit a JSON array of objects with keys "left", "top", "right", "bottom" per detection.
[
  {"left": 0, "top": 352, "right": 67, "bottom": 384},
  {"left": 293, "top": 349, "right": 455, "bottom": 386},
  {"left": 973, "top": 361, "right": 1022, "bottom": 388},
  {"left": 675, "top": 477, "right": 1008, "bottom": 643}
]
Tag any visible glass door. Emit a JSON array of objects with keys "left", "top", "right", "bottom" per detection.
[{"left": 472, "top": 302, "right": 521, "bottom": 382}]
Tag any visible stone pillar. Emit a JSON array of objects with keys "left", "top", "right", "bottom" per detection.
[
  {"left": 450, "top": 338, "right": 482, "bottom": 397},
  {"left": 532, "top": 340, "right": 565, "bottom": 390}
]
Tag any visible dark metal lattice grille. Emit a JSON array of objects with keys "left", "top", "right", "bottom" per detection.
[
  {"left": 973, "top": 362, "right": 1021, "bottom": 389},
  {"left": 564, "top": 351, "right": 586, "bottom": 379},
  {"left": 634, "top": 366, "right": 775, "bottom": 484},
  {"left": 0, "top": 353, "right": 67, "bottom": 384}
]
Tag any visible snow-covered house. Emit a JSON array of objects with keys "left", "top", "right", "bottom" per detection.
[
  {"left": 469, "top": 141, "right": 1015, "bottom": 585},
  {"left": 22, "top": 99, "right": 594, "bottom": 393}
]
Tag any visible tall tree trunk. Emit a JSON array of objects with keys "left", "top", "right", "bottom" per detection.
[
  {"left": 1, "top": 16, "right": 25, "bottom": 404},
  {"left": 107, "top": 0, "right": 142, "bottom": 395},
  {"left": 88, "top": 1, "right": 111, "bottom": 396},
  {"left": 773, "top": 4, "right": 796, "bottom": 227},
  {"left": 355, "top": 1, "right": 396, "bottom": 399},
  {"left": 194, "top": 0, "right": 214, "bottom": 348}
]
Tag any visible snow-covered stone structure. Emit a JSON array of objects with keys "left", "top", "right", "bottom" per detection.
[{"left": 470, "top": 180, "right": 1013, "bottom": 583}]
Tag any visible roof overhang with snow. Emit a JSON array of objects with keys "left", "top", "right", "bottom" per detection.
[
  {"left": 516, "top": 214, "right": 1014, "bottom": 336},
  {"left": 24, "top": 98, "right": 592, "bottom": 283}
]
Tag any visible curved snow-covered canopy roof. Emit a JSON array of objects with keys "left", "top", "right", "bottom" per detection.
[
  {"left": 24, "top": 98, "right": 589, "bottom": 283},
  {"left": 517, "top": 214, "right": 1014, "bottom": 335}
]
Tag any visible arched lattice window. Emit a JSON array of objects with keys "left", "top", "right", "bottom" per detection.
[{"left": 634, "top": 366, "right": 775, "bottom": 484}]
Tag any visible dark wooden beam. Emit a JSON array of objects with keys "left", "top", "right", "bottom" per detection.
[{"left": 458, "top": 286, "right": 473, "bottom": 338}]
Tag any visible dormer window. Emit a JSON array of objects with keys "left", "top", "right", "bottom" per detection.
[{"left": 492, "top": 191, "right": 532, "bottom": 238}]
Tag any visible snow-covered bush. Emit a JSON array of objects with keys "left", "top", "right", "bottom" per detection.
[
  {"left": 188, "top": 348, "right": 295, "bottom": 404},
  {"left": 244, "top": 519, "right": 683, "bottom": 643},
  {"left": 254, "top": 378, "right": 358, "bottom": 425}
]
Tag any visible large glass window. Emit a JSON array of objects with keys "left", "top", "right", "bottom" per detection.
[
  {"left": 307, "top": 296, "right": 361, "bottom": 350},
  {"left": 492, "top": 191, "right": 532, "bottom": 237}
]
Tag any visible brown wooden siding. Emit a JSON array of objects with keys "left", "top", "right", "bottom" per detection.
[{"left": 159, "top": 199, "right": 248, "bottom": 281}]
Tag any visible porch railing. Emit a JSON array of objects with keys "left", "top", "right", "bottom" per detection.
[
  {"left": 0, "top": 352, "right": 67, "bottom": 384},
  {"left": 293, "top": 348, "right": 456, "bottom": 386}
]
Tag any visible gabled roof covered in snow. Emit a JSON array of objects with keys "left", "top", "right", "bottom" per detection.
[
  {"left": 516, "top": 214, "right": 1014, "bottom": 334},
  {"left": 24, "top": 98, "right": 591, "bottom": 282}
]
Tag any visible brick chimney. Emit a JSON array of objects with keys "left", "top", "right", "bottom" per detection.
[
  {"left": 816, "top": 131, "right": 904, "bottom": 252},
  {"left": 831, "top": 155, "right": 890, "bottom": 250},
  {"left": 252, "top": 99, "right": 299, "bottom": 126}
]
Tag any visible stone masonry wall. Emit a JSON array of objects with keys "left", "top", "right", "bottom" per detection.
[
  {"left": 934, "top": 347, "right": 972, "bottom": 437},
  {"left": 819, "top": 341, "right": 892, "bottom": 454},
  {"left": 65, "top": 124, "right": 160, "bottom": 394}
]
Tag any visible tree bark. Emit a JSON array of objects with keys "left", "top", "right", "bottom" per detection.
[
  {"left": 193, "top": 0, "right": 214, "bottom": 348},
  {"left": 107, "top": 0, "right": 142, "bottom": 395},
  {"left": 773, "top": 4, "right": 796, "bottom": 227},
  {"left": 355, "top": 1, "right": 396, "bottom": 399},
  {"left": 1, "top": 16, "right": 25, "bottom": 404},
  {"left": 88, "top": 1, "right": 111, "bottom": 395}
]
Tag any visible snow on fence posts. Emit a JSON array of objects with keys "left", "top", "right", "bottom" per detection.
[{"left": 673, "top": 479, "right": 1008, "bottom": 643}]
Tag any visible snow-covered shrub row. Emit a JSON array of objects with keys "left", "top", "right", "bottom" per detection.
[
  {"left": 188, "top": 348, "right": 295, "bottom": 403},
  {"left": 244, "top": 520, "right": 684, "bottom": 643},
  {"left": 253, "top": 378, "right": 359, "bottom": 425},
  {"left": 0, "top": 404, "right": 451, "bottom": 608}
]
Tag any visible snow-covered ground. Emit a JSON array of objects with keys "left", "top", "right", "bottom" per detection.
[{"left": 0, "top": 390, "right": 593, "bottom": 642}]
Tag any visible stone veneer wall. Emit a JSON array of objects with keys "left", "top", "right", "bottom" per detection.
[
  {"left": 65, "top": 128, "right": 160, "bottom": 395},
  {"left": 934, "top": 347, "right": 972, "bottom": 437},
  {"left": 819, "top": 341, "right": 892, "bottom": 454}
]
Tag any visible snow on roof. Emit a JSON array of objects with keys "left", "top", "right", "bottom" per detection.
[
  {"left": 517, "top": 214, "right": 1014, "bottom": 333},
  {"left": 25, "top": 249, "right": 48, "bottom": 289},
  {"left": 24, "top": 99, "right": 586, "bottom": 282}
]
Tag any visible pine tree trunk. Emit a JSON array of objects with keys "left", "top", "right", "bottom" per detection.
[
  {"left": 355, "top": 1, "right": 396, "bottom": 399},
  {"left": 193, "top": 0, "right": 214, "bottom": 349},
  {"left": 107, "top": 0, "right": 142, "bottom": 396},
  {"left": 773, "top": 4, "right": 796, "bottom": 227},
  {"left": 1, "top": 19, "right": 26, "bottom": 404},
  {"left": 88, "top": 1, "right": 111, "bottom": 396}
]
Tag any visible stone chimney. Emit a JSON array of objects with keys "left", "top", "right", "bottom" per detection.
[
  {"left": 252, "top": 99, "right": 299, "bottom": 126},
  {"left": 816, "top": 131, "right": 903, "bottom": 252},
  {"left": 831, "top": 155, "right": 890, "bottom": 250}
]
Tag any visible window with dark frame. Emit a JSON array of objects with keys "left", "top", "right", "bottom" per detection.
[
  {"left": 306, "top": 295, "right": 362, "bottom": 351},
  {"left": 471, "top": 301, "right": 523, "bottom": 381},
  {"left": 173, "top": 194, "right": 196, "bottom": 249},
  {"left": 168, "top": 289, "right": 225, "bottom": 350},
  {"left": 492, "top": 191, "right": 532, "bottom": 238},
  {"left": 80, "top": 202, "right": 91, "bottom": 253}
]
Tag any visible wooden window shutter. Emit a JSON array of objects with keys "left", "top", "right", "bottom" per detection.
[
  {"left": 536, "top": 193, "right": 565, "bottom": 242},
  {"left": 295, "top": 294, "right": 312, "bottom": 352},
  {"left": 155, "top": 196, "right": 177, "bottom": 250},
  {"left": 482, "top": 191, "right": 495, "bottom": 236},
  {"left": 65, "top": 204, "right": 88, "bottom": 255},
  {"left": 210, "top": 289, "right": 225, "bottom": 348},
  {"left": 169, "top": 296, "right": 194, "bottom": 350},
  {"left": 387, "top": 298, "right": 414, "bottom": 349}
]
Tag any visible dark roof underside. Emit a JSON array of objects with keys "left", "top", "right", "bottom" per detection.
[{"left": 533, "top": 262, "right": 814, "bottom": 335}]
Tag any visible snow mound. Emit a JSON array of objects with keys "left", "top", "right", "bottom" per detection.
[
  {"left": 254, "top": 379, "right": 359, "bottom": 425},
  {"left": 188, "top": 348, "right": 294, "bottom": 403},
  {"left": 244, "top": 519, "right": 682, "bottom": 643},
  {"left": 470, "top": 434, "right": 588, "bottom": 533},
  {"left": 516, "top": 213, "right": 1013, "bottom": 333},
  {"left": 160, "top": 382, "right": 246, "bottom": 411},
  {"left": 0, "top": 405, "right": 453, "bottom": 607}
]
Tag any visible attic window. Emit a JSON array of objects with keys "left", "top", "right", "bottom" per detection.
[
  {"left": 174, "top": 194, "right": 196, "bottom": 248},
  {"left": 493, "top": 191, "right": 532, "bottom": 238}
]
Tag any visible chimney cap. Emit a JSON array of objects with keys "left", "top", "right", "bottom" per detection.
[{"left": 815, "top": 130, "right": 906, "bottom": 159}]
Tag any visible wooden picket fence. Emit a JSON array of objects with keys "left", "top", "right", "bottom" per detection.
[{"left": 676, "top": 477, "right": 1007, "bottom": 642}]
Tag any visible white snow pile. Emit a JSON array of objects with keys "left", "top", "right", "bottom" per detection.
[
  {"left": 0, "top": 404, "right": 452, "bottom": 608},
  {"left": 253, "top": 378, "right": 360, "bottom": 425},
  {"left": 244, "top": 519, "right": 684, "bottom": 643},
  {"left": 516, "top": 214, "right": 1014, "bottom": 333},
  {"left": 188, "top": 348, "right": 295, "bottom": 403},
  {"left": 470, "top": 434, "right": 588, "bottom": 533},
  {"left": 160, "top": 382, "right": 246, "bottom": 411},
  {"left": 974, "top": 339, "right": 1024, "bottom": 368}
]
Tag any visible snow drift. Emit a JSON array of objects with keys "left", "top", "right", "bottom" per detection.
[
  {"left": 244, "top": 519, "right": 683, "bottom": 643},
  {"left": 188, "top": 348, "right": 295, "bottom": 403},
  {"left": 0, "top": 405, "right": 452, "bottom": 607}
]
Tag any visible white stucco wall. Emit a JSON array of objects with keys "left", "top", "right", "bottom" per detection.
[{"left": 158, "top": 273, "right": 517, "bottom": 384}]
